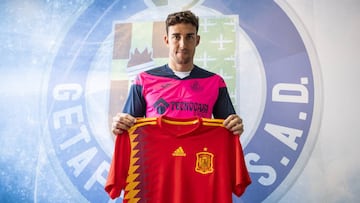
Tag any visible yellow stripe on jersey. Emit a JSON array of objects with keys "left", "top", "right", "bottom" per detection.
[
  {"left": 161, "top": 117, "right": 200, "bottom": 125},
  {"left": 202, "top": 118, "right": 225, "bottom": 127},
  {"left": 128, "top": 117, "right": 157, "bottom": 135}
]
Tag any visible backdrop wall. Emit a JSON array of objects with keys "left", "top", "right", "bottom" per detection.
[{"left": 0, "top": 0, "right": 359, "bottom": 202}]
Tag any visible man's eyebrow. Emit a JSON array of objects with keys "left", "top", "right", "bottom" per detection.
[{"left": 171, "top": 33, "right": 196, "bottom": 36}]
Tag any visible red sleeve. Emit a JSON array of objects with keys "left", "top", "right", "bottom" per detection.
[
  {"left": 233, "top": 135, "right": 252, "bottom": 197},
  {"left": 104, "top": 132, "right": 130, "bottom": 199}
]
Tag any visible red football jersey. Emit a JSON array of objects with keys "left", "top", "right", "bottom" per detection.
[{"left": 105, "top": 116, "right": 251, "bottom": 203}]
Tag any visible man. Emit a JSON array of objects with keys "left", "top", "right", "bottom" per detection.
[{"left": 112, "top": 10, "right": 244, "bottom": 136}]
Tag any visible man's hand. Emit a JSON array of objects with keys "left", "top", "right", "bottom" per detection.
[
  {"left": 111, "top": 113, "right": 136, "bottom": 135},
  {"left": 223, "top": 114, "right": 244, "bottom": 136}
]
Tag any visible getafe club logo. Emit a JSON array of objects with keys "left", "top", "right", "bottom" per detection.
[{"left": 45, "top": 0, "right": 322, "bottom": 202}]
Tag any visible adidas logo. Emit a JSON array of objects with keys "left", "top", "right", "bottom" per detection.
[{"left": 172, "top": 146, "right": 186, "bottom": 157}]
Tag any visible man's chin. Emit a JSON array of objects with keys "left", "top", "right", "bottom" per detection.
[
  {"left": 175, "top": 57, "right": 191, "bottom": 64},
  {"left": 176, "top": 60, "right": 191, "bottom": 65}
]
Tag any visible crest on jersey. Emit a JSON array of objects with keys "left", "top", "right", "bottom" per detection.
[{"left": 195, "top": 148, "right": 214, "bottom": 174}]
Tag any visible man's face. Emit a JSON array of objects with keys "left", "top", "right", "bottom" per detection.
[{"left": 164, "top": 23, "right": 200, "bottom": 70}]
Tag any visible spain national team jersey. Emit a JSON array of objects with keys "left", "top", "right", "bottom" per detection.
[{"left": 105, "top": 116, "right": 251, "bottom": 203}]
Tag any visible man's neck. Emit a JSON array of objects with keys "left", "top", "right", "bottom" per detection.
[{"left": 168, "top": 62, "right": 194, "bottom": 72}]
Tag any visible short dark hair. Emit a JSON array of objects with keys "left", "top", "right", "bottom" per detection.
[{"left": 165, "top": 10, "right": 199, "bottom": 34}]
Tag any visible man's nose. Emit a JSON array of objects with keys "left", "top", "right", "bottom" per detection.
[{"left": 179, "top": 37, "right": 186, "bottom": 48}]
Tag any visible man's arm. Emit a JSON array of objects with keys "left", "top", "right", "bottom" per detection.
[
  {"left": 112, "top": 82, "right": 146, "bottom": 135},
  {"left": 213, "top": 87, "right": 244, "bottom": 136}
]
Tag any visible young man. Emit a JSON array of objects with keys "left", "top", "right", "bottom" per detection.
[{"left": 111, "top": 10, "right": 244, "bottom": 136}]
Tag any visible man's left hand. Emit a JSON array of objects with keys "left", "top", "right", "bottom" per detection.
[{"left": 223, "top": 114, "right": 244, "bottom": 136}]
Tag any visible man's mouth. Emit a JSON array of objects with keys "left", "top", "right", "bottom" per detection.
[{"left": 177, "top": 50, "right": 188, "bottom": 54}]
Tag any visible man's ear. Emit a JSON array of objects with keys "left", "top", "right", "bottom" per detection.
[
  {"left": 164, "top": 35, "right": 169, "bottom": 46},
  {"left": 196, "top": 35, "right": 200, "bottom": 46}
]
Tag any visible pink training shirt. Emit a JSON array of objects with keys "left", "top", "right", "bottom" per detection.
[
  {"left": 122, "top": 65, "right": 236, "bottom": 119},
  {"left": 135, "top": 70, "right": 227, "bottom": 118}
]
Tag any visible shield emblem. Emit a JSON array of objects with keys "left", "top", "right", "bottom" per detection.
[{"left": 195, "top": 149, "right": 214, "bottom": 174}]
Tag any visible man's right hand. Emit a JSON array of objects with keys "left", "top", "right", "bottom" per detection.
[{"left": 111, "top": 113, "right": 136, "bottom": 135}]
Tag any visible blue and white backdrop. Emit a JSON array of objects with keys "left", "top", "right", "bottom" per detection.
[{"left": 1, "top": 0, "right": 359, "bottom": 202}]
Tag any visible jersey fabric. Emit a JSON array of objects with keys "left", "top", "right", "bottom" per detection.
[
  {"left": 122, "top": 64, "right": 236, "bottom": 119},
  {"left": 105, "top": 116, "right": 251, "bottom": 203}
]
